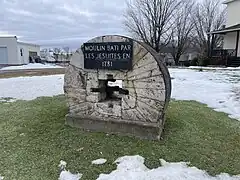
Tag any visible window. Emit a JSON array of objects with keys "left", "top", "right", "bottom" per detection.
[{"left": 20, "top": 49, "right": 23, "bottom": 56}]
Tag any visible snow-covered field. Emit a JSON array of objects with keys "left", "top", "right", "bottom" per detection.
[
  {"left": 0, "top": 63, "right": 64, "bottom": 70},
  {"left": 170, "top": 68, "right": 240, "bottom": 121},
  {"left": 0, "top": 68, "right": 239, "bottom": 120},
  {"left": 188, "top": 66, "right": 240, "bottom": 70},
  {"left": 0, "top": 75, "right": 64, "bottom": 102},
  {"left": 59, "top": 155, "right": 240, "bottom": 180}
]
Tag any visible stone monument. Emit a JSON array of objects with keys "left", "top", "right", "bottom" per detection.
[{"left": 64, "top": 35, "right": 171, "bottom": 140}]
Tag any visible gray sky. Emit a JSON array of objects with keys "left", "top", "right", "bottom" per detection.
[{"left": 0, "top": 0, "right": 128, "bottom": 49}]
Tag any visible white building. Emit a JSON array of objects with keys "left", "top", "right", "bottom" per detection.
[
  {"left": 210, "top": 0, "right": 240, "bottom": 66},
  {"left": 0, "top": 36, "right": 40, "bottom": 66}
]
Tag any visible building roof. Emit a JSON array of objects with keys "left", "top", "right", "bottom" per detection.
[
  {"left": 159, "top": 45, "right": 198, "bottom": 54},
  {"left": 208, "top": 24, "right": 240, "bottom": 34},
  {"left": 18, "top": 41, "right": 40, "bottom": 47},
  {"left": 0, "top": 36, "right": 17, "bottom": 39},
  {"left": 223, "top": 0, "right": 238, "bottom": 4}
]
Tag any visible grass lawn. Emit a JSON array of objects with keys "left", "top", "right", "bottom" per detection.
[{"left": 0, "top": 96, "right": 239, "bottom": 180}]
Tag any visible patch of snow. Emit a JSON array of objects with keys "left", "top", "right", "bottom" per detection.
[
  {"left": 188, "top": 66, "right": 240, "bottom": 70},
  {"left": 19, "top": 133, "right": 25, "bottom": 137},
  {"left": 59, "top": 160, "right": 67, "bottom": 170},
  {"left": 92, "top": 159, "right": 107, "bottom": 165},
  {"left": 1, "top": 63, "right": 64, "bottom": 70},
  {"left": 0, "top": 75, "right": 64, "bottom": 102},
  {"left": 58, "top": 161, "right": 82, "bottom": 180},
  {"left": 59, "top": 171, "right": 82, "bottom": 180},
  {"left": 97, "top": 155, "right": 240, "bottom": 180},
  {"left": 170, "top": 68, "right": 240, "bottom": 121}
]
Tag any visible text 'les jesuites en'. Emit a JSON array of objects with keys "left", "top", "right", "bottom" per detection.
[{"left": 84, "top": 53, "right": 131, "bottom": 60}]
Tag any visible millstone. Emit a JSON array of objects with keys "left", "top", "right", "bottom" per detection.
[{"left": 64, "top": 35, "right": 171, "bottom": 140}]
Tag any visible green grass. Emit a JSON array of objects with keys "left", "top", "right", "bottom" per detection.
[{"left": 0, "top": 96, "right": 240, "bottom": 180}]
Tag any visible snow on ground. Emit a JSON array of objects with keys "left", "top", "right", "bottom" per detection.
[
  {"left": 97, "top": 155, "right": 240, "bottom": 180},
  {"left": 188, "top": 66, "right": 240, "bottom": 70},
  {"left": 0, "top": 63, "right": 64, "bottom": 70},
  {"left": 0, "top": 75, "right": 64, "bottom": 102},
  {"left": 170, "top": 68, "right": 240, "bottom": 121},
  {"left": 0, "top": 67, "right": 239, "bottom": 121},
  {"left": 92, "top": 159, "right": 107, "bottom": 165},
  {"left": 0, "top": 70, "right": 239, "bottom": 179},
  {"left": 58, "top": 160, "right": 82, "bottom": 180},
  {"left": 58, "top": 155, "right": 240, "bottom": 180},
  {"left": 59, "top": 171, "right": 82, "bottom": 180}
]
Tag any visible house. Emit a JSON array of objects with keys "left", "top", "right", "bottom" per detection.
[
  {"left": 209, "top": 0, "right": 240, "bottom": 67},
  {"left": 0, "top": 36, "right": 40, "bottom": 66},
  {"left": 178, "top": 47, "right": 199, "bottom": 66},
  {"left": 159, "top": 46, "right": 175, "bottom": 66},
  {"left": 159, "top": 45, "right": 198, "bottom": 66}
]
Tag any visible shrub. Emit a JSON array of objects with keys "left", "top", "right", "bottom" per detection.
[
  {"left": 190, "top": 58, "right": 199, "bottom": 66},
  {"left": 184, "top": 61, "right": 191, "bottom": 67},
  {"left": 199, "top": 57, "right": 210, "bottom": 66}
]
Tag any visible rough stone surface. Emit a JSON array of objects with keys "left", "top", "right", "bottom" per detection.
[{"left": 64, "top": 35, "right": 171, "bottom": 140}]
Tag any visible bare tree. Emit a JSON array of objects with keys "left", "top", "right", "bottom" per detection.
[
  {"left": 53, "top": 48, "right": 61, "bottom": 61},
  {"left": 192, "top": 0, "right": 226, "bottom": 58},
  {"left": 53, "top": 48, "right": 61, "bottom": 54},
  {"left": 170, "top": 0, "right": 195, "bottom": 65},
  {"left": 124, "top": 0, "right": 182, "bottom": 52},
  {"left": 63, "top": 46, "right": 70, "bottom": 59},
  {"left": 63, "top": 47, "right": 70, "bottom": 54}
]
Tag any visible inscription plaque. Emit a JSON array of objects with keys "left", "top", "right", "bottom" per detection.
[{"left": 83, "top": 41, "right": 133, "bottom": 70}]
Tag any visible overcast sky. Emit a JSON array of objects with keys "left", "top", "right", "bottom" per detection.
[{"left": 0, "top": 0, "right": 128, "bottom": 49}]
